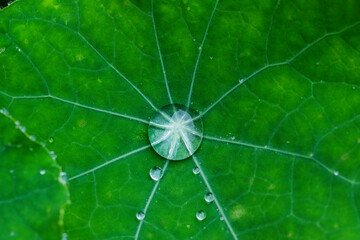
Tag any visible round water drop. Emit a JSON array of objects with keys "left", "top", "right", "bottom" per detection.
[
  {"left": 61, "top": 233, "right": 68, "bottom": 240},
  {"left": 59, "top": 172, "right": 67, "bottom": 184},
  {"left": 49, "top": 137, "right": 54, "bottom": 143},
  {"left": 204, "top": 192, "right": 214, "bottom": 203},
  {"left": 29, "top": 135, "right": 36, "bottom": 141},
  {"left": 192, "top": 167, "right": 200, "bottom": 175},
  {"left": 196, "top": 210, "right": 206, "bottom": 221},
  {"left": 148, "top": 104, "right": 203, "bottom": 161},
  {"left": 40, "top": 170, "right": 46, "bottom": 175},
  {"left": 149, "top": 166, "right": 162, "bottom": 181},
  {"left": 136, "top": 211, "right": 145, "bottom": 220}
]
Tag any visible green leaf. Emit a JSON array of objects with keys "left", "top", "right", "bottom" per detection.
[
  {"left": 0, "top": 110, "right": 68, "bottom": 239},
  {"left": 1, "top": 0, "right": 360, "bottom": 239}
]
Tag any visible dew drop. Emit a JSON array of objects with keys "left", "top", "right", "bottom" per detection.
[
  {"left": 40, "top": 170, "right": 46, "bottom": 175},
  {"left": 19, "top": 126, "right": 26, "bottom": 132},
  {"left": 29, "top": 135, "right": 36, "bottom": 141},
  {"left": 192, "top": 167, "right": 200, "bottom": 175},
  {"left": 15, "top": 120, "right": 20, "bottom": 126},
  {"left": 220, "top": 216, "right": 224, "bottom": 221},
  {"left": 204, "top": 192, "right": 214, "bottom": 203},
  {"left": 61, "top": 233, "right": 68, "bottom": 240},
  {"left": 209, "top": 56, "right": 213, "bottom": 60},
  {"left": 49, "top": 137, "right": 54, "bottom": 143},
  {"left": 148, "top": 104, "right": 203, "bottom": 161},
  {"left": 59, "top": 172, "right": 67, "bottom": 183},
  {"left": 196, "top": 210, "right": 206, "bottom": 221},
  {"left": 0, "top": 108, "right": 9, "bottom": 115},
  {"left": 239, "top": 79, "right": 244, "bottom": 84},
  {"left": 334, "top": 171, "right": 339, "bottom": 176},
  {"left": 136, "top": 211, "right": 145, "bottom": 220},
  {"left": 149, "top": 166, "right": 162, "bottom": 181},
  {"left": 49, "top": 151, "right": 57, "bottom": 160}
]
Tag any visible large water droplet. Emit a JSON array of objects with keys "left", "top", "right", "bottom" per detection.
[
  {"left": 196, "top": 210, "right": 206, "bottom": 221},
  {"left": 49, "top": 137, "right": 54, "bottom": 143},
  {"left": 148, "top": 104, "right": 203, "bottom": 161},
  {"left": 136, "top": 211, "right": 145, "bottom": 220},
  {"left": 192, "top": 167, "right": 200, "bottom": 175},
  {"left": 149, "top": 166, "right": 162, "bottom": 181},
  {"left": 204, "top": 192, "right": 214, "bottom": 203}
]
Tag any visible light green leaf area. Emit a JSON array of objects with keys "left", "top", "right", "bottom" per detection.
[
  {"left": 0, "top": 111, "right": 68, "bottom": 239},
  {"left": 0, "top": 0, "right": 360, "bottom": 239}
]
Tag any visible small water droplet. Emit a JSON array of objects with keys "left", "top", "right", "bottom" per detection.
[
  {"left": 186, "top": 224, "right": 190, "bottom": 228},
  {"left": 49, "top": 151, "right": 57, "bottom": 160},
  {"left": 136, "top": 211, "right": 145, "bottom": 220},
  {"left": 209, "top": 56, "right": 213, "bottom": 60},
  {"left": 9, "top": 232, "right": 15, "bottom": 237},
  {"left": 196, "top": 210, "right": 206, "bottom": 221},
  {"left": 19, "top": 126, "right": 26, "bottom": 132},
  {"left": 0, "top": 108, "right": 9, "bottom": 115},
  {"left": 40, "top": 170, "right": 46, "bottom": 175},
  {"left": 204, "top": 192, "right": 214, "bottom": 203},
  {"left": 0, "top": 48, "right": 5, "bottom": 54},
  {"left": 49, "top": 137, "right": 54, "bottom": 143},
  {"left": 192, "top": 167, "right": 200, "bottom": 175},
  {"left": 29, "top": 135, "right": 36, "bottom": 141},
  {"left": 220, "top": 216, "right": 224, "bottom": 221},
  {"left": 9, "top": 169, "right": 14, "bottom": 174},
  {"left": 61, "top": 233, "right": 68, "bottom": 240},
  {"left": 60, "top": 172, "right": 67, "bottom": 183},
  {"left": 198, "top": 46, "right": 202, "bottom": 51},
  {"left": 15, "top": 120, "right": 20, "bottom": 126},
  {"left": 334, "top": 171, "right": 339, "bottom": 176},
  {"left": 193, "top": 38, "right": 196, "bottom": 42},
  {"left": 149, "top": 166, "right": 162, "bottom": 181},
  {"left": 239, "top": 79, "right": 244, "bottom": 84},
  {"left": 230, "top": 136, "right": 235, "bottom": 140}
]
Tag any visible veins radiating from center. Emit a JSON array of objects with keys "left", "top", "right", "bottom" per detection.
[{"left": 152, "top": 109, "right": 198, "bottom": 159}]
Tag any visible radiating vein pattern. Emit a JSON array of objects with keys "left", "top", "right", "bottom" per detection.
[{"left": 1, "top": 0, "right": 360, "bottom": 239}]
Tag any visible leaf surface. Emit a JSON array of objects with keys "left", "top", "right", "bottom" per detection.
[
  {"left": 0, "top": 0, "right": 360, "bottom": 239},
  {"left": 0, "top": 110, "right": 68, "bottom": 240}
]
